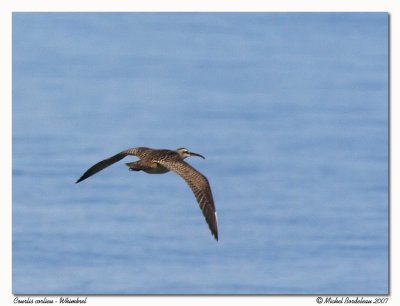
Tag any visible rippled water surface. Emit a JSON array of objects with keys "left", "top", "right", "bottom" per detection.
[{"left": 13, "top": 13, "right": 388, "bottom": 294}]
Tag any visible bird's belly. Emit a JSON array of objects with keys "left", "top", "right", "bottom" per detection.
[{"left": 143, "top": 164, "right": 170, "bottom": 174}]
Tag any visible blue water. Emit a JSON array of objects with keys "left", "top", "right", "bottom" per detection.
[{"left": 12, "top": 13, "right": 388, "bottom": 294}]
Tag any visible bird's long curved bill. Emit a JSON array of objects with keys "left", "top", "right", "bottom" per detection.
[{"left": 189, "top": 152, "right": 205, "bottom": 159}]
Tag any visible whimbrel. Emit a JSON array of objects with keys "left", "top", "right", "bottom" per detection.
[{"left": 76, "top": 147, "right": 218, "bottom": 240}]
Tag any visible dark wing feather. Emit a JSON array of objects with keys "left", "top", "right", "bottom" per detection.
[
  {"left": 76, "top": 149, "right": 139, "bottom": 183},
  {"left": 156, "top": 158, "right": 218, "bottom": 240}
]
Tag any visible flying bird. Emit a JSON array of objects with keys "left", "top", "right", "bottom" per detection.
[{"left": 76, "top": 147, "right": 218, "bottom": 240}]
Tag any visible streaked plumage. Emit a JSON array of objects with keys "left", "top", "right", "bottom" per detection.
[{"left": 76, "top": 147, "right": 218, "bottom": 240}]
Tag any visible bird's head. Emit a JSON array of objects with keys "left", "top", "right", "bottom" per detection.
[{"left": 176, "top": 148, "right": 205, "bottom": 160}]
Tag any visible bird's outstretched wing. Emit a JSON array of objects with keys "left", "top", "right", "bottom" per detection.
[
  {"left": 156, "top": 158, "right": 218, "bottom": 241},
  {"left": 76, "top": 148, "right": 140, "bottom": 183}
]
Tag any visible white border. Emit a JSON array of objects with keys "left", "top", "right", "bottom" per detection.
[
  {"left": 2, "top": 0, "right": 398, "bottom": 12},
  {"left": 1, "top": 1, "right": 397, "bottom": 306}
]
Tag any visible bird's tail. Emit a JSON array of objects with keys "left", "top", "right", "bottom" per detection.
[{"left": 125, "top": 162, "right": 142, "bottom": 171}]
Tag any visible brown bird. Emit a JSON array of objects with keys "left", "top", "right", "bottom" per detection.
[{"left": 76, "top": 147, "right": 218, "bottom": 241}]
